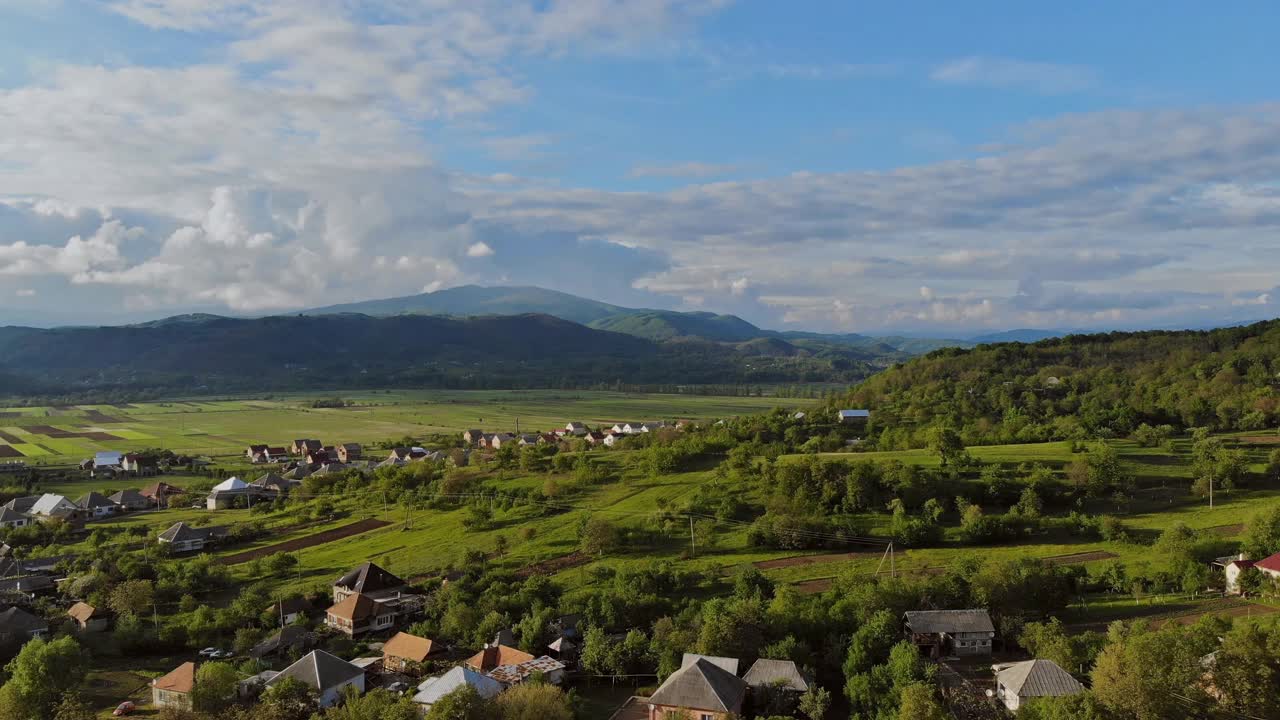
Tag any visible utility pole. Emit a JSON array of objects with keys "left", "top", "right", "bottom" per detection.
[{"left": 689, "top": 516, "right": 696, "bottom": 559}]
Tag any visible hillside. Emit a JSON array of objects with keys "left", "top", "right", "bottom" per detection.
[
  {"left": 587, "top": 310, "right": 762, "bottom": 342},
  {"left": 0, "top": 313, "right": 881, "bottom": 396},
  {"left": 842, "top": 318, "right": 1280, "bottom": 447},
  {"left": 303, "top": 284, "right": 627, "bottom": 325}
]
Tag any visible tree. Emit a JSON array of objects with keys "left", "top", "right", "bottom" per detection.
[
  {"left": 425, "top": 685, "right": 492, "bottom": 720},
  {"left": 322, "top": 688, "right": 420, "bottom": 720},
  {"left": 492, "top": 684, "right": 573, "bottom": 720},
  {"left": 579, "top": 517, "right": 621, "bottom": 556},
  {"left": 1242, "top": 506, "right": 1280, "bottom": 559},
  {"left": 2, "top": 637, "right": 89, "bottom": 718},
  {"left": 927, "top": 427, "right": 964, "bottom": 467},
  {"left": 797, "top": 686, "right": 830, "bottom": 720},
  {"left": 191, "top": 662, "right": 240, "bottom": 713},
  {"left": 259, "top": 675, "right": 317, "bottom": 720},
  {"left": 1090, "top": 621, "right": 1220, "bottom": 720},
  {"left": 1206, "top": 623, "right": 1280, "bottom": 719},
  {"left": 896, "top": 683, "right": 947, "bottom": 720},
  {"left": 108, "top": 579, "right": 155, "bottom": 617},
  {"left": 1017, "top": 693, "right": 1110, "bottom": 720},
  {"left": 51, "top": 694, "right": 95, "bottom": 720}
]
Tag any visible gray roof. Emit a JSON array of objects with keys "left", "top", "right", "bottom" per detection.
[
  {"left": 649, "top": 658, "right": 746, "bottom": 713},
  {"left": 0, "top": 575, "right": 55, "bottom": 594},
  {"left": 3, "top": 497, "right": 38, "bottom": 514},
  {"left": 268, "top": 650, "right": 363, "bottom": 691},
  {"left": 75, "top": 491, "right": 116, "bottom": 510},
  {"left": 108, "top": 489, "right": 148, "bottom": 505},
  {"left": 838, "top": 409, "right": 870, "bottom": 418},
  {"left": 0, "top": 606, "right": 48, "bottom": 634},
  {"left": 413, "top": 666, "right": 502, "bottom": 707},
  {"left": 742, "top": 658, "right": 809, "bottom": 692},
  {"left": 157, "top": 522, "right": 227, "bottom": 543},
  {"left": 250, "top": 625, "right": 315, "bottom": 658},
  {"left": 334, "top": 562, "right": 405, "bottom": 593},
  {"left": 0, "top": 507, "right": 29, "bottom": 523},
  {"left": 904, "top": 609, "right": 995, "bottom": 634},
  {"left": 681, "top": 653, "right": 739, "bottom": 675},
  {"left": 30, "top": 494, "right": 76, "bottom": 516},
  {"left": 995, "top": 659, "right": 1084, "bottom": 698}
]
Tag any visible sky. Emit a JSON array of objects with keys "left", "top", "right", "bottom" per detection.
[{"left": 0, "top": 1, "right": 1278, "bottom": 333}]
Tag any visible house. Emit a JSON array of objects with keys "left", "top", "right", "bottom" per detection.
[
  {"left": 1226, "top": 551, "right": 1280, "bottom": 593},
  {"left": 517, "top": 434, "right": 540, "bottom": 447},
  {"left": 0, "top": 575, "right": 56, "bottom": 599},
  {"left": 325, "top": 592, "right": 423, "bottom": 637},
  {"left": 742, "top": 658, "right": 809, "bottom": 694},
  {"left": 382, "top": 632, "right": 434, "bottom": 674},
  {"left": 333, "top": 562, "right": 408, "bottom": 603},
  {"left": 412, "top": 667, "right": 502, "bottom": 712},
  {"left": 646, "top": 657, "right": 747, "bottom": 720},
  {"left": 93, "top": 451, "right": 124, "bottom": 470},
  {"left": 0, "top": 606, "right": 48, "bottom": 644},
  {"left": 565, "top": 422, "right": 588, "bottom": 436},
  {"left": 246, "top": 444, "right": 269, "bottom": 461},
  {"left": 584, "top": 431, "right": 606, "bottom": 446},
  {"left": 206, "top": 476, "right": 249, "bottom": 509},
  {"left": 488, "top": 433, "right": 515, "bottom": 450},
  {"left": 837, "top": 409, "right": 871, "bottom": 424},
  {"left": 250, "top": 625, "right": 317, "bottom": 659},
  {"left": 612, "top": 423, "right": 641, "bottom": 435},
  {"left": 107, "top": 489, "right": 150, "bottom": 511},
  {"left": 379, "top": 456, "right": 408, "bottom": 469},
  {"left": 306, "top": 449, "right": 332, "bottom": 465},
  {"left": 29, "top": 494, "right": 83, "bottom": 525},
  {"left": 269, "top": 597, "right": 312, "bottom": 625},
  {"left": 266, "top": 650, "right": 366, "bottom": 708},
  {"left": 0, "top": 507, "right": 31, "bottom": 529},
  {"left": 75, "top": 492, "right": 119, "bottom": 518},
  {"left": 152, "top": 662, "right": 196, "bottom": 711},
  {"left": 465, "top": 644, "right": 534, "bottom": 673},
  {"left": 547, "top": 636, "right": 577, "bottom": 665},
  {"left": 2, "top": 496, "right": 39, "bottom": 515},
  {"left": 640, "top": 421, "right": 668, "bottom": 433},
  {"left": 291, "top": 439, "right": 323, "bottom": 456},
  {"left": 538, "top": 433, "right": 560, "bottom": 445},
  {"left": 250, "top": 473, "right": 293, "bottom": 495},
  {"left": 992, "top": 659, "right": 1084, "bottom": 712},
  {"left": 904, "top": 609, "right": 996, "bottom": 657},
  {"left": 487, "top": 656, "right": 567, "bottom": 686},
  {"left": 139, "top": 482, "right": 185, "bottom": 508},
  {"left": 337, "top": 443, "right": 362, "bottom": 463},
  {"left": 681, "top": 654, "right": 739, "bottom": 675},
  {"left": 157, "top": 522, "right": 228, "bottom": 553},
  {"left": 603, "top": 432, "right": 625, "bottom": 447},
  {"left": 463, "top": 429, "right": 486, "bottom": 445},
  {"left": 120, "top": 454, "right": 152, "bottom": 474},
  {"left": 67, "top": 602, "right": 110, "bottom": 632}
]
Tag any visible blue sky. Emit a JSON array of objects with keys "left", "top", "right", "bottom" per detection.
[{"left": 0, "top": 0, "right": 1278, "bottom": 333}]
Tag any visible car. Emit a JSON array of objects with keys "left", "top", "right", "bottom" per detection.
[
  {"left": 386, "top": 681, "right": 408, "bottom": 693},
  {"left": 198, "top": 647, "right": 218, "bottom": 657},
  {"left": 112, "top": 701, "right": 135, "bottom": 716}
]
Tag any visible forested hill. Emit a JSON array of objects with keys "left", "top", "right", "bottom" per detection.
[
  {"left": 0, "top": 313, "right": 882, "bottom": 397},
  {"left": 842, "top": 319, "right": 1280, "bottom": 449}
]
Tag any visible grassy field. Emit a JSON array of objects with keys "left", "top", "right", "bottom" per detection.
[{"left": 0, "top": 390, "right": 801, "bottom": 466}]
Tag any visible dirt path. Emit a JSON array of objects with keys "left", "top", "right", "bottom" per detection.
[
  {"left": 1152, "top": 602, "right": 1277, "bottom": 628},
  {"left": 221, "top": 518, "right": 392, "bottom": 565},
  {"left": 1205, "top": 523, "right": 1245, "bottom": 536},
  {"left": 1042, "top": 550, "right": 1119, "bottom": 565},
  {"left": 515, "top": 551, "right": 591, "bottom": 578},
  {"left": 753, "top": 550, "right": 880, "bottom": 570}
]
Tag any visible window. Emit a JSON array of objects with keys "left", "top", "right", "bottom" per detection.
[{"left": 700, "top": 715, "right": 714, "bottom": 720}]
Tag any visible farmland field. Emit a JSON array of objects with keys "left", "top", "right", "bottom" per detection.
[{"left": 0, "top": 390, "right": 799, "bottom": 465}]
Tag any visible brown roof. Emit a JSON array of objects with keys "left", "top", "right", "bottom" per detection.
[
  {"left": 326, "top": 593, "right": 376, "bottom": 622},
  {"left": 383, "top": 632, "right": 433, "bottom": 663},
  {"left": 139, "top": 482, "right": 185, "bottom": 499},
  {"left": 153, "top": 662, "right": 196, "bottom": 694},
  {"left": 465, "top": 644, "right": 534, "bottom": 672},
  {"left": 67, "top": 602, "right": 104, "bottom": 623}
]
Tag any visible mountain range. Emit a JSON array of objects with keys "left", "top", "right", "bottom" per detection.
[{"left": 303, "top": 285, "right": 981, "bottom": 352}]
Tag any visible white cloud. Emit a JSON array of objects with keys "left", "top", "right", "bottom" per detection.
[
  {"left": 931, "top": 56, "right": 1097, "bottom": 94},
  {"left": 467, "top": 242, "right": 496, "bottom": 258},
  {"left": 14, "top": 289, "right": 35, "bottom": 297}
]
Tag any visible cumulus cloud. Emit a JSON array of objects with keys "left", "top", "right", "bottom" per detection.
[
  {"left": 0, "top": 3, "right": 1277, "bottom": 333},
  {"left": 467, "top": 242, "right": 496, "bottom": 258}
]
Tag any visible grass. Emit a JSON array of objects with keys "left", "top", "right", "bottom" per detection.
[{"left": 0, "top": 390, "right": 801, "bottom": 467}]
